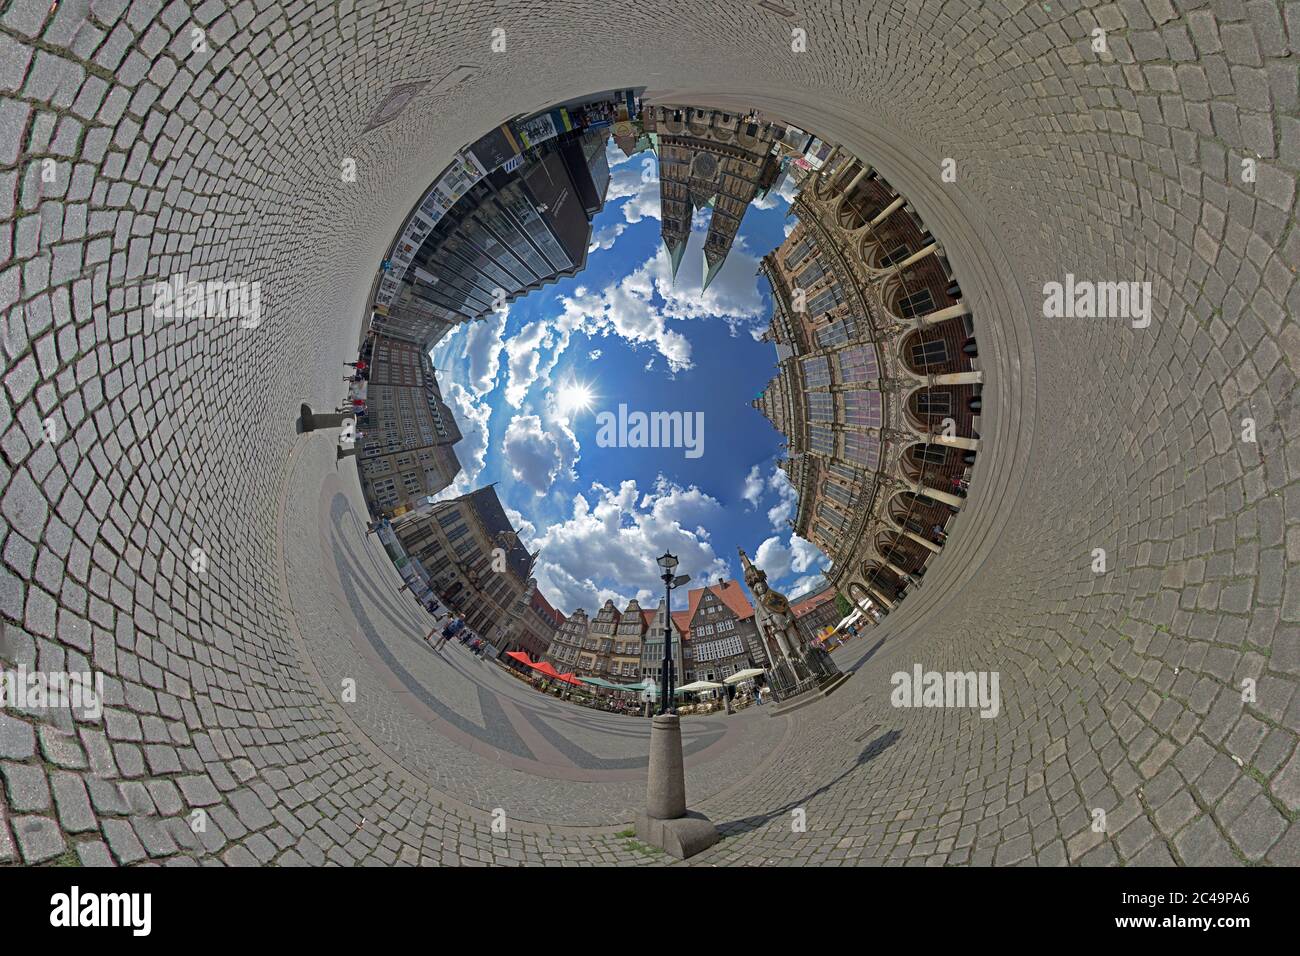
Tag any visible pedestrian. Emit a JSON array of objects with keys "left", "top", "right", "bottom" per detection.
[
  {"left": 436, "top": 615, "right": 463, "bottom": 652},
  {"left": 345, "top": 360, "right": 367, "bottom": 371},
  {"left": 931, "top": 523, "right": 946, "bottom": 543}
]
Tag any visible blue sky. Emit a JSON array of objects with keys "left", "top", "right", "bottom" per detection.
[{"left": 431, "top": 140, "right": 829, "bottom": 615}]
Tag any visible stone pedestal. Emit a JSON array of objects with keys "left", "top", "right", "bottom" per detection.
[
  {"left": 300, "top": 403, "right": 352, "bottom": 433},
  {"left": 634, "top": 714, "right": 720, "bottom": 859}
]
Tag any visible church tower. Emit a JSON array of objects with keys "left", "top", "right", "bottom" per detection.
[{"left": 644, "top": 105, "right": 785, "bottom": 290}]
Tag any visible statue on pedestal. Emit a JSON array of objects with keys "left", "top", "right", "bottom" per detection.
[{"left": 739, "top": 547, "right": 840, "bottom": 699}]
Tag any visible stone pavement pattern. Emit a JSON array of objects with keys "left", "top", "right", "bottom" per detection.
[{"left": 0, "top": 0, "right": 1297, "bottom": 866}]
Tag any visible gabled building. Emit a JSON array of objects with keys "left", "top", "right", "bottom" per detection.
[
  {"left": 586, "top": 600, "right": 623, "bottom": 676},
  {"left": 612, "top": 599, "right": 648, "bottom": 681},
  {"left": 680, "top": 579, "right": 766, "bottom": 682},
  {"left": 641, "top": 599, "right": 691, "bottom": 689},
  {"left": 506, "top": 582, "right": 563, "bottom": 663},
  {"left": 547, "top": 607, "right": 589, "bottom": 672}
]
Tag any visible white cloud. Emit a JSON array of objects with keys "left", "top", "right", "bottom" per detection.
[
  {"left": 753, "top": 172, "right": 798, "bottom": 210},
  {"left": 431, "top": 308, "right": 509, "bottom": 397},
  {"left": 790, "top": 534, "right": 821, "bottom": 574},
  {"left": 754, "top": 535, "right": 792, "bottom": 580},
  {"left": 463, "top": 311, "right": 506, "bottom": 395},
  {"left": 530, "top": 476, "right": 731, "bottom": 615},
  {"left": 588, "top": 349, "right": 602, "bottom": 361},
  {"left": 742, "top": 464, "right": 764, "bottom": 510},
  {"left": 605, "top": 155, "right": 660, "bottom": 224},
  {"left": 588, "top": 222, "right": 626, "bottom": 252},
  {"left": 551, "top": 228, "right": 767, "bottom": 375},
  {"left": 432, "top": 381, "right": 493, "bottom": 501},
  {"left": 502, "top": 413, "right": 574, "bottom": 496},
  {"left": 503, "top": 321, "right": 550, "bottom": 407},
  {"left": 787, "top": 574, "right": 825, "bottom": 601},
  {"left": 766, "top": 466, "right": 798, "bottom": 529}
]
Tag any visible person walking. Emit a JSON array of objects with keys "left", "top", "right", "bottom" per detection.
[
  {"left": 345, "top": 360, "right": 367, "bottom": 371},
  {"left": 440, "top": 615, "right": 465, "bottom": 652}
]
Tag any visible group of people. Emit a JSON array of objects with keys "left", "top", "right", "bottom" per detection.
[
  {"left": 424, "top": 614, "right": 489, "bottom": 658},
  {"left": 338, "top": 349, "right": 372, "bottom": 416}
]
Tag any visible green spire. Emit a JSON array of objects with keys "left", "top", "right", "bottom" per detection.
[
  {"left": 701, "top": 251, "right": 725, "bottom": 291},
  {"left": 665, "top": 237, "right": 688, "bottom": 281}
]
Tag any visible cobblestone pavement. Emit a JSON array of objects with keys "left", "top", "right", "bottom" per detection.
[
  {"left": 282, "top": 436, "right": 786, "bottom": 826},
  {"left": 1, "top": 1, "right": 1297, "bottom": 866}
]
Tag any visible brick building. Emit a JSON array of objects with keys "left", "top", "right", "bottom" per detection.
[
  {"left": 789, "top": 584, "right": 842, "bottom": 642},
  {"left": 680, "top": 580, "right": 766, "bottom": 682},
  {"left": 506, "top": 583, "right": 562, "bottom": 663}
]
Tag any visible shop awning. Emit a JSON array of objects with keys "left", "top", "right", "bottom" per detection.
[
  {"left": 676, "top": 680, "right": 724, "bottom": 693},
  {"left": 723, "top": 668, "right": 765, "bottom": 685},
  {"left": 505, "top": 651, "right": 534, "bottom": 666},
  {"left": 575, "top": 677, "right": 647, "bottom": 692},
  {"left": 530, "top": 660, "right": 562, "bottom": 679}
]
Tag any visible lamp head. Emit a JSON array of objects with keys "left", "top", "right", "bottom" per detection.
[{"left": 657, "top": 552, "right": 679, "bottom": 573}]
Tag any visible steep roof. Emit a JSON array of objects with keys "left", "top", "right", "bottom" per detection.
[
  {"left": 790, "top": 585, "right": 837, "bottom": 617},
  {"left": 530, "top": 589, "right": 564, "bottom": 628},
  {"left": 685, "top": 579, "right": 754, "bottom": 623}
]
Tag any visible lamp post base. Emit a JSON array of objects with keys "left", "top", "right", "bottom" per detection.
[{"left": 636, "top": 714, "right": 720, "bottom": 859}]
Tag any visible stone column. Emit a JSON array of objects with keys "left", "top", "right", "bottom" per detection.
[
  {"left": 866, "top": 585, "right": 896, "bottom": 610},
  {"left": 636, "top": 714, "right": 720, "bottom": 859},
  {"left": 917, "top": 301, "right": 971, "bottom": 326},
  {"left": 913, "top": 482, "right": 965, "bottom": 508},
  {"left": 903, "top": 530, "right": 942, "bottom": 554},
  {"left": 870, "top": 195, "right": 905, "bottom": 226},
  {"left": 930, "top": 433, "right": 980, "bottom": 451},
  {"left": 894, "top": 242, "right": 938, "bottom": 270},
  {"left": 931, "top": 370, "right": 983, "bottom": 386},
  {"left": 882, "top": 559, "right": 914, "bottom": 581}
]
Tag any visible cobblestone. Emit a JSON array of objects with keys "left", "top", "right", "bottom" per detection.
[{"left": 0, "top": 0, "right": 1295, "bottom": 868}]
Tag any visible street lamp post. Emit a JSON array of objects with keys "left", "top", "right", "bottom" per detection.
[
  {"left": 637, "top": 552, "right": 717, "bottom": 859},
  {"left": 656, "top": 552, "right": 688, "bottom": 715}
]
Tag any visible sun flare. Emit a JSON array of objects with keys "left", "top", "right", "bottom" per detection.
[{"left": 557, "top": 382, "right": 595, "bottom": 413}]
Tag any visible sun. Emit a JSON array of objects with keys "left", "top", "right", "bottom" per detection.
[{"left": 556, "top": 381, "right": 595, "bottom": 414}]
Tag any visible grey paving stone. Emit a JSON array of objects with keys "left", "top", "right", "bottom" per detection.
[
  {"left": 12, "top": 814, "right": 65, "bottom": 862},
  {"left": 1, "top": 760, "right": 50, "bottom": 811},
  {"left": 0, "top": 0, "right": 1292, "bottom": 871}
]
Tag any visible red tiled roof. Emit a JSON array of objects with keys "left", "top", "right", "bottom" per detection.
[
  {"left": 790, "top": 586, "right": 837, "bottom": 617},
  {"left": 684, "top": 580, "right": 754, "bottom": 624}
]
